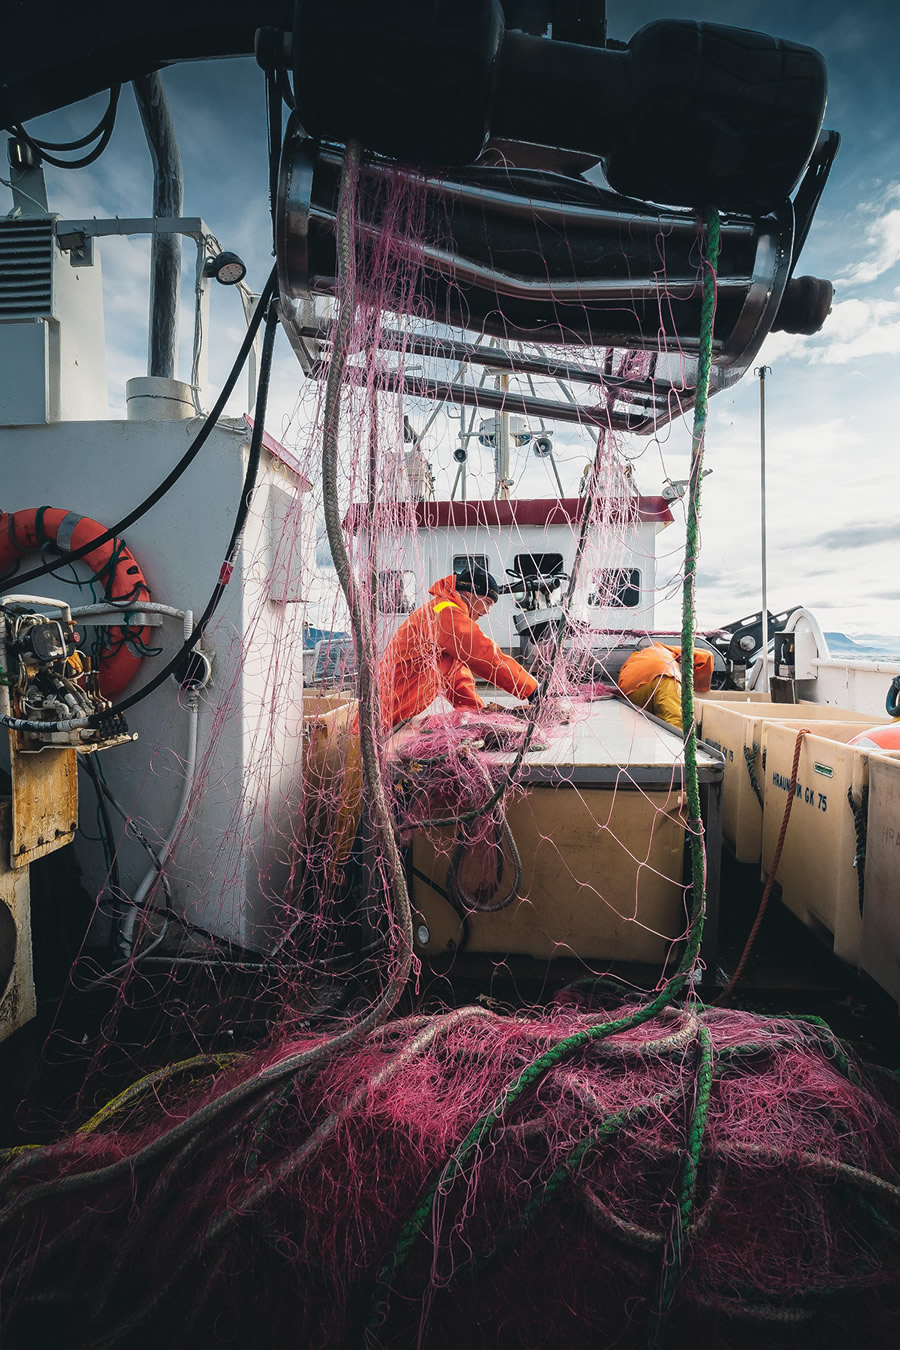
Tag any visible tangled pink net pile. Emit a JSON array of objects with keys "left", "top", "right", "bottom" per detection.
[{"left": 2, "top": 994, "right": 900, "bottom": 1348}]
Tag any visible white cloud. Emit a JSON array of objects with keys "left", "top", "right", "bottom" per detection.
[
  {"left": 807, "top": 296, "right": 900, "bottom": 363},
  {"left": 759, "top": 295, "right": 900, "bottom": 367},
  {"left": 759, "top": 329, "right": 807, "bottom": 362},
  {"left": 760, "top": 184, "right": 900, "bottom": 369},
  {"left": 652, "top": 395, "right": 899, "bottom": 637},
  {"left": 837, "top": 183, "right": 900, "bottom": 286}
]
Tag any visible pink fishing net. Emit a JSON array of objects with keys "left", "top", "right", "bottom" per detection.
[
  {"left": 2, "top": 997, "right": 899, "bottom": 1348},
  {"left": 3, "top": 142, "right": 899, "bottom": 1350}
]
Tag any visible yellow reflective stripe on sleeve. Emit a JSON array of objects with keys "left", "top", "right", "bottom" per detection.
[{"left": 432, "top": 601, "right": 462, "bottom": 614}]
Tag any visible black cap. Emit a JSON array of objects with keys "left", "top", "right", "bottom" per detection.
[{"left": 454, "top": 564, "right": 499, "bottom": 602}]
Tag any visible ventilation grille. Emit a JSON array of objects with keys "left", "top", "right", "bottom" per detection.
[{"left": 0, "top": 219, "right": 53, "bottom": 319}]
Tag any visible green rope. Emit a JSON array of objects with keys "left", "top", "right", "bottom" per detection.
[
  {"left": 400, "top": 1020, "right": 894, "bottom": 1299},
  {"left": 364, "top": 211, "right": 723, "bottom": 1347},
  {"left": 33, "top": 505, "right": 51, "bottom": 546},
  {"left": 733, "top": 1010, "right": 861, "bottom": 1085},
  {"left": 680, "top": 207, "right": 721, "bottom": 920},
  {"left": 847, "top": 785, "right": 868, "bottom": 916},
  {"left": 443, "top": 1082, "right": 686, "bottom": 1288},
  {"left": 744, "top": 741, "right": 764, "bottom": 808},
  {"left": 649, "top": 1024, "right": 714, "bottom": 1344},
  {"left": 366, "top": 1002, "right": 690, "bottom": 1340}
]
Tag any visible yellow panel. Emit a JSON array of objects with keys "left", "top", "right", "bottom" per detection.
[
  {"left": 302, "top": 690, "right": 353, "bottom": 718},
  {"left": 9, "top": 732, "right": 78, "bottom": 869},
  {"left": 761, "top": 721, "right": 877, "bottom": 965}
]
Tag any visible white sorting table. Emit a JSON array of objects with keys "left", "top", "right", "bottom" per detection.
[
  {"left": 393, "top": 695, "right": 725, "bottom": 976},
  {"left": 486, "top": 695, "right": 723, "bottom": 786}
]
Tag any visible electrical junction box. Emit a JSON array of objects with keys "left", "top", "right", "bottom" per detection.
[{"left": 0, "top": 217, "right": 107, "bottom": 426}]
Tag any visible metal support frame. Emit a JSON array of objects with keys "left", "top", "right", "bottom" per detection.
[
  {"left": 755, "top": 365, "right": 772, "bottom": 692},
  {"left": 295, "top": 321, "right": 707, "bottom": 435},
  {"left": 300, "top": 323, "right": 666, "bottom": 394},
  {"left": 310, "top": 364, "right": 653, "bottom": 434},
  {"left": 56, "top": 217, "right": 206, "bottom": 240},
  {"left": 56, "top": 216, "right": 219, "bottom": 413},
  {"left": 495, "top": 371, "right": 511, "bottom": 499}
]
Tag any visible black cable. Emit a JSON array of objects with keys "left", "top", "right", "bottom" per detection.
[
  {"left": 100, "top": 298, "right": 280, "bottom": 721},
  {"left": 78, "top": 762, "right": 259, "bottom": 959},
  {"left": 886, "top": 675, "right": 900, "bottom": 718},
  {"left": 13, "top": 88, "right": 117, "bottom": 150},
  {"left": 448, "top": 815, "right": 522, "bottom": 914},
  {"left": 0, "top": 294, "right": 279, "bottom": 739},
  {"left": 408, "top": 862, "right": 470, "bottom": 953},
  {"left": 97, "top": 96, "right": 286, "bottom": 722},
  {"left": 81, "top": 759, "right": 172, "bottom": 902},
  {"left": 276, "top": 67, "right": 296, "bottom": 112},
  {"left": 81, "top": 754, "right": 124, "bottom": 954},
  {"left": 4, "top": 265, "right": 277, "bottom": 594},
  {"left": 9, "top": 86, "right": 121, "bottom": 169},
  {"left": 410, "top": 865, "right": 452, "bottom": 904}
]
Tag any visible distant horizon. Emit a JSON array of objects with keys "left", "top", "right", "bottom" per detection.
[{"left": 824, "top": 631, "right": 900, "bottom": 658}]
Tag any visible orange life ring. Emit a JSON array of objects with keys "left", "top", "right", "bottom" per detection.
[
  {"left": 848, "top": 723, "right": 900, "bottom": 751},
  {"left": 0, "top": 507, "right": 152, "bottom": 699}
]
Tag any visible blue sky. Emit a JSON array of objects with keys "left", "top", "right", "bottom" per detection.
[{"left": 2, "top": 0, "right": 899, "bottom": 637}]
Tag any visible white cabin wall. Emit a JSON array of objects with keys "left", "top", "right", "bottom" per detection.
[
  {"left": 376, "top": 515, "right": 664, "bottom": 649},
  {"left": 0, "top": 418, "right": 308, "bottom": 949}
]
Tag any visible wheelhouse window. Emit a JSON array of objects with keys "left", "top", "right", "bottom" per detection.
[
  {"left": 512, "top": 553, "right": 564, "bottom": 581},
  {"left": 588, "top": 568, "right": 641, "bottom": 608},
  {"left": 452, "top": 553, "right": 490, "bottom": 576},
  {"left": 377, "top": 569, "right": 415, "bottom": 614}
]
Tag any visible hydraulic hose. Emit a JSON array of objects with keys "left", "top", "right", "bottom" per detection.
[
  {"left": 108, "top": 300, "right": 280, "bottom": 718},
  {"left": 447, "top": 756, "right": 522, "bottom": 914},
  {"left": 3, "top": 265, "right": 277, "bottom": 594},
  {"left": 9, "top": 85, "right": 121, "bottom": 169},
  {"left": 886, "top": 675, "right": 900, "bottom": 719},
  {"left": 0, "top": 297, "right": 280, "bottom": 737}
]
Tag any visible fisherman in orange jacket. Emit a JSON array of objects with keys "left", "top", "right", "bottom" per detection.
[
  {"left": 618, "top": 641, "right": 714, "bottom": 729},
  {"left": 379, "top": 565, "right": 538, "bottom": 728}
]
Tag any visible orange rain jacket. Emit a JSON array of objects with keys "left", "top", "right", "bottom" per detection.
[
  {"left": 378, "top": 575, "right": 538, "bottom": 728},
  {"left": 618, "top": 642, "right": 714, "bottom": 697}
]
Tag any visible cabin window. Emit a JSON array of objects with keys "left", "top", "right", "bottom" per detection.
[
  {"left": 453, "top": 553, "right": 490, "bottom": 578},
  {"left": 512, "top": 553, "right": 565, "bottom": 581},
  {"left": 377, "top": 569, "right": 415, "bottom": 614},
  {"left": 588, "top": 568, "right": 641, "bottom": 608}
]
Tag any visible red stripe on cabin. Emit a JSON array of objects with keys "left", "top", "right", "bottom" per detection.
[{"left": 343, "top": 497, "right": 673, "bottom": 531}]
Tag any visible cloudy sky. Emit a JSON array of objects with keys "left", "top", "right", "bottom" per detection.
[{"left": 2, "top": 0, "right": 898, "bottom": 638}]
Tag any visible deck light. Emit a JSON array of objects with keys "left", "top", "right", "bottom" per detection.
[
  {"left": 204, "top": 251, "right": 247, "bottom": 286},
  {"left": 7, "top": 136, "right": 40, "bottom": 170}
]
